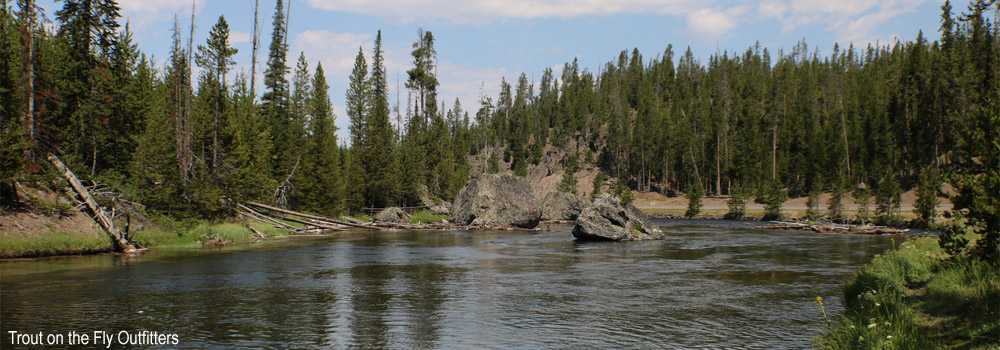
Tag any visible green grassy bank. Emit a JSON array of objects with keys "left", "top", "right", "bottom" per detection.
[
  {"left": 816, "top": 236, "right": 1000, "bottom": 349},
  {"left": 1, "top": 221, "right": 294, "bottom": 259}
]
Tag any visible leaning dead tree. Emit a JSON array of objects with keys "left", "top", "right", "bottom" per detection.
[
  {"left": 273, "top": 156, "right": 299, "bottom": 208},
  {"left": 46, "top": 153, "right": 144, "bottom": 252}
]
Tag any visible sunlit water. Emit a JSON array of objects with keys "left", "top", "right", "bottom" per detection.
[{"left": 1, "top": 219, "right": 900, "bottom": 348}]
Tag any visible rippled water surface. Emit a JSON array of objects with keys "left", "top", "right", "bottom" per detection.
[{"left": 1, "top": 219, "right": 899, "bottom": 348}]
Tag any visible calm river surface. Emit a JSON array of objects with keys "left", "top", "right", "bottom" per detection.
[{"left": 1, "top": 219, "right": 900, "bottom": 348}]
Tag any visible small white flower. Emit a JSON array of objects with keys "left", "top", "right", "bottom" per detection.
[
  {"left": 875, "top": 303, "right": 881, "bottom": 307},
  {"left": 867, "top": 323, "right": 878, "bottom": 329},
  {"left": 886, "top": 335, "right": 893, "bottom": 339}
]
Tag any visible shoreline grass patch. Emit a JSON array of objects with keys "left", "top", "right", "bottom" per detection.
[{"left": 816, "top": 236, "right": 1000, "bottom": 349}]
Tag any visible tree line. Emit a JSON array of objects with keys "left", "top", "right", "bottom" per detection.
[{"left": 1, "top": 0, "right": 997, "bottom": 222}]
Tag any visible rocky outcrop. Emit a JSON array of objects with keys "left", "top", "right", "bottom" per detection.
[
  {"left": 451, "top": 174, "right": 542, "bottom": 228},
  {"left": 540, "top": 191, "right": 587, "bottom": 221},
  {"left": 374, "top": 207, "right": 411, "bottom": 224},
  {"left": 572, "top": 193, "right": 664, "bottom": 241},
  {"left": 430, "top": 201, "right": 452, "bottom": 215}
]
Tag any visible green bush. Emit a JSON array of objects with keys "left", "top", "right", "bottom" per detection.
[
  {"left": 760, "top": 180, "right": 787, "bottom": 221},
  {"left": 685, "top": 181, "right": 703, "bottom": 218},
  {"left": 725, "top": 185, "right": 748, "bottom": 220}
]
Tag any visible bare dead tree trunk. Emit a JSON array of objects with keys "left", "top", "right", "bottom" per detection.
[
  {"left": 838, "top": 81, "right": 851, "bottom": 179},
  {"left": 25, "top": 0, "right": 35, "bottom": 161},
  {"left": 181, "top": 1, "right": 196, "bottom": 184},
  {"left": 716, "top": 130, "right": 721, "bottom": 196},
  {"left": 250, "top": 0, "right": 260, "bottom": 98}
]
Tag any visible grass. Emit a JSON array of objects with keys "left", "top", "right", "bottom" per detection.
[
  {"left": 0, "top": 232, "right": 114, "bottom": 257},
  {"left": 815, "top": 236, "right": 1000, "bottom": 349},
  {"left": 409, "top": 210, "right": 447, "bottom": 224},
  {"left": 2, "top": 221, "right": 295, "bottom": 258},
  {"left": 132, "top": 222, "right": 294, "bottom": 247},
  {"left": 348, "top": 213, "right": 373, "bottom": 222}
]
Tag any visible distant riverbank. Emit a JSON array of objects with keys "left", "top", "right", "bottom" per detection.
[{"left": 633, "top": 189, "right": 952, "bottom": 222}]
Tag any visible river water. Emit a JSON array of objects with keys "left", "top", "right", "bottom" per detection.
[{"left": 1, "top": 219, "right": 899, "bottom": 349}]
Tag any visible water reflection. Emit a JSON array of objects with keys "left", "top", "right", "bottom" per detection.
[{"left": 1, "top": 220, "right": 898, "bottom": 348}]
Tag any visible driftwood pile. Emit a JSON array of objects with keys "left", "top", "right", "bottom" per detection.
[
  {"left": 238, "top": 202, "right": 542, "bottom": 234},
  {"left": 763, "top": 221, "right": 907, "bottom": 235}
]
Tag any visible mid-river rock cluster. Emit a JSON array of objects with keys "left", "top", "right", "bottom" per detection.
[
  {"left": 374, "top": 207, "right": 411, "bottom": 224},
  {"left": 572, "top": 193, "right": 664, "bottom": 241},
  {"left": 450, "top": 174, "right": 542, "bottom": 228},
  {"left": 540, "top": 191, "right": 587, "bottom": 221}
]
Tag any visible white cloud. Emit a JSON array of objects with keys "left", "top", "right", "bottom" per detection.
[
  {"left": 117, "top": 0, "right": 204, "bottom": 28},
  {"left": 687, "top": 8, "right": 737, "bottom": 40},
  {"left": 229, "top": 30, "right": 251, "bottom": 44},
  {"left": 306, "top": 0, "right": 698, "bottom": 23},
  {"left": 436, "top": 61, "right": 509, "bottom": 117},
  {"left": 752, "top": 0, "right": 928, "bottom": 44}
]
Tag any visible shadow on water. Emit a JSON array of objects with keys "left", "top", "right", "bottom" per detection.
[{"left": 1, "top": 219, "right": 899, "bottom": 348}]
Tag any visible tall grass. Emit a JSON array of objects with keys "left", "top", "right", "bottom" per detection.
[
  {"left": 3, "top": 221, "right": 294, "bottom": 257},
  {"left": 816, "top": 237, "right": 1000, "bottom": 349},
  {"left": 409, "top": 210, "right": 447, "bottom": 224},
  {"left": 1, "top": 232, "right": 114, "bottom": 257}
]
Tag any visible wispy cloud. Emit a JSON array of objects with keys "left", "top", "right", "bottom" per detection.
[
  {"left": 117, "top": 0, "right": 204, "bottom": 28},
  {"left": 751, "top": 0, "right": 928, "bottom": 45}
]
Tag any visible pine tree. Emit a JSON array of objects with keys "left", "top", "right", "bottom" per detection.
[
  {"left": 0, "top": 4, "right": 28, "bottom": 204},
  {"left": 345, "top": 46, "right": 368, "bottom": 213},
  {"left": 558, "top": 152, "right": 579, "bottom": 194},
  {"left": 225, "top": 73, "right": 274, "bottom": 204},
  {"left": 54, "top": 0, "right": 122, "bottom": 174},
  {"left": 362, "top": 30, "right": 395, "bottom": 208},
  {"left": 914, "top": 169, "right": 942, "bottom": 227},
  {"left": 303, "top": 63, "right": 342, "bottom": 215},
  {"left": 286, "top": 52, "right": 311, "bottom": 209},
  {"left": 761, "top": 179, "right": 787, "bottom": 221},
  {"left": 725, "top": 184, "right": 748, "bottom": 220},
  {"left": 260, "top": 0, "right": 291, "bottom": 179},
  {"left": 685, "top": 180, "right": 704, "bottom": 218},
  {"left": 405, "top": 28, "right": 439, "bottom": 192},
  {"left": 195, "top": 15, "right": 238, "bottom": 175}
]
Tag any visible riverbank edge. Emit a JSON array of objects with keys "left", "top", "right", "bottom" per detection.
[
  {"left": 0, "top": 221, "right": 298, "bottom": 260},
  {"left": 814, "top": 236, "right": 1000, "bottom": 349}
]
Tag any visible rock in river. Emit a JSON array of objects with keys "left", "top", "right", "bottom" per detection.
[
  {"left": 374, "top": 207, "right": 411, "bottom": 224},
  {"left": 540, "top": 191, "right": 587, "bottom": 221},
  {"left": 572, "top": 193, "right": 664, "bottom": 241},
  {"left": 451, "top": 174, "right": 542, "bottom": 228}
]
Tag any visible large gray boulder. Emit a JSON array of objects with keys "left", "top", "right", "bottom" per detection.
[
  {"left": 540, "top": 191, "right": 587, "bottom": 221},
  {"left": 451, "top": 174, "right": 542, "bottom": 228},
  {"left": 572, "top": 193, "right": 664, "bottom": 241},
  {"left": 374, "top": 207, "right": 411, "bottom": 224},
  {"left": 430, "top": 201, "right": 452, "bottom": 215}
]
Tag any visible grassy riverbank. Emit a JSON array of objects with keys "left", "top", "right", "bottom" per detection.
[
  {"left": 1, "top": 219, "right": 295, "bottom": 259},
  {"left": 816, "top": 236, "right": 1000, "bottom": 349}
]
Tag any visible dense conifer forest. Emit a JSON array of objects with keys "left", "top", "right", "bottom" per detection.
[{"left": 1, "top": 0, "right": 997, "bottom": 222}]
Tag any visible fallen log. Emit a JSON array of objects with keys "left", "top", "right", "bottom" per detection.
[
  {"left": 237, "top": 203, "right": 302, "bottom": 230},
  {"left": 46, "top": 153, "right": 143, "bottom": 252},
  {"left": 245, "top": 201, "right": 381, "bottom": 230},
  {"left": 763, "top": 221, "right": 906, "bottom": 235}
]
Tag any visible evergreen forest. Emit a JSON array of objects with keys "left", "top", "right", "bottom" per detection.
[{"left": 1, "top": 0, "right": 998, "bottom": 222}]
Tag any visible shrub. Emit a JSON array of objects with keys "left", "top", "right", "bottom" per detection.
[
  {"left": 685, "top": 181, "right": 703, "bottom": 218},
  {"left": 725, "top": 184, "right": 748, "bottom": 220}
]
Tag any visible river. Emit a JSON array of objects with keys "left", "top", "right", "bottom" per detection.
[{"left": 1, "top": 219, "right": 899, "bottom": 348}]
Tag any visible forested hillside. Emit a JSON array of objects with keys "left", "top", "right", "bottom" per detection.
[{"left": 1, "top": 0, "right": 997, "bottom": 220}]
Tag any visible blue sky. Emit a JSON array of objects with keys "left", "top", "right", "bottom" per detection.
[{"left": 38, "top": 0, "right": 947, "bottom": 143}]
